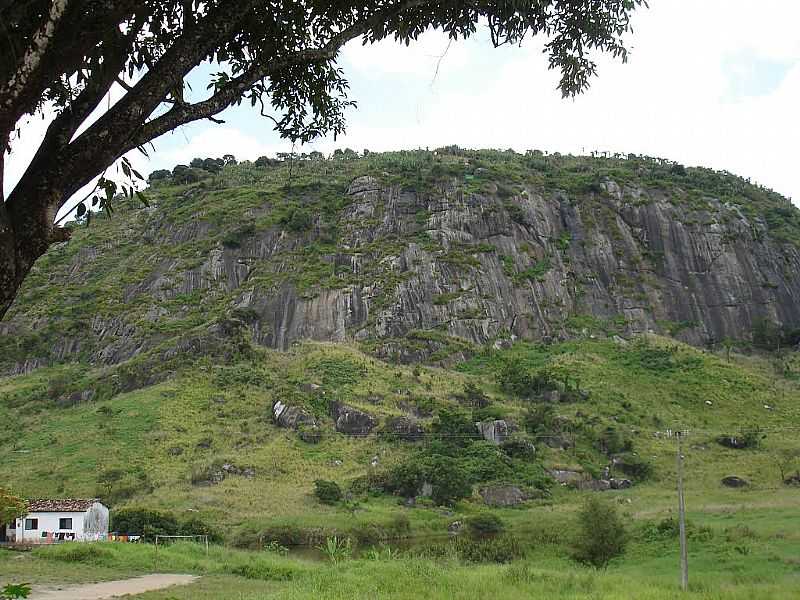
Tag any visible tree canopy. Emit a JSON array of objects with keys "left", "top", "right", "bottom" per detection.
[{"left": 0, "top": 0, "right": 645, "bottom": 318}]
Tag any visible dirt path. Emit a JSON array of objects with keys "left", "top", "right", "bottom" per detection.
[{"left": 29, "top": 574, "right": 200, "bottom": 599}]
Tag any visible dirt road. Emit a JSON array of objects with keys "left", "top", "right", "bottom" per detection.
[{"left": 29, "top": 574, "right": 200, "bottom": 599}]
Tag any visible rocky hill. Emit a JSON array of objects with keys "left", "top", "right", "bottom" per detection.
[
  {"left": 2, "top": 149, "right": 800, "bottom": 539},
  {"left": 2, "top": 149, "right": 800, "bottom": 376}
]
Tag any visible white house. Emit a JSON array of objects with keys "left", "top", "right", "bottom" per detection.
[{"left": 1, "top": 499, "right": 109, "bottom": 544}]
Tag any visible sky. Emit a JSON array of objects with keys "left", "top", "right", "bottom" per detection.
[{"left": 5, "top": 0, "right": 800, "bottom": 215}]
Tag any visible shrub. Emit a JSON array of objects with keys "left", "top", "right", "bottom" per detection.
[
  {"left": 497, "top": 360, "right": 557, "bottom": 398},
  {"left": 500, "top": 434, "right": 537, "bottom": 459},
  {"left": 523, "top": 404, "right": 556, "bottom": 434},
  {"left": 349, "top": 523, "right": 385, "bottom": 546},
  {"left": 467, "top": 513, "right": 505, "bottom": 537},
  {"left": 456, "top": 382, "right": 491, "bottom": 408},
  {"left": 473, "top": 405, "right": 507, "bottom": 422},
  {"left": 314, "top": 479, "right": 342, "bottom": 505},
  {"left": 111, "top": 508, "right": 179, "bottom": 539},
  {"left": 572, "top": 496, "right": 627, "bottom": 568},
  {"left": 613, "top": 453, "right": 653, "bottom": 480},
  {"left": 422, "top": 455, "right": 472, "bottom": 506},
  {"left": 282, "top": 207, "right": 312, "bottom": 232},
  {"left": 259, "top": 525, "right": 306, "bottom": 547},
  {"left": 595, "top": 425, "right": 633, "bottom": 455},
  {"left": 431, "top": 408, "right": 479, "bottom": 446},
  {"left": 385, "top": 462, "right": 426, "bottom": 498}
]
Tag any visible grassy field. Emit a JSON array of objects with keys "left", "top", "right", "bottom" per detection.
[{"left": 2, "top": 500, "right": 799, "bottom": 600}]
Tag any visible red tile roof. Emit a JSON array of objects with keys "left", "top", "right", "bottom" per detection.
[{"left": 27, "top": 499, "right": 101, "bottom": 512}]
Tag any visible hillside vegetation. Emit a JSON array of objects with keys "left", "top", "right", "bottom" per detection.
[{"left": 2, "top": 149, "right": 800, "bottom": 597}]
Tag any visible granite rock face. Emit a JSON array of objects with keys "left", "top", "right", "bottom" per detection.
[
  {"left": 331, "top": 402, "right": 377, "bottom": 436},
  {"left": 479, "top": 485, "right": 528, "bottom": 507},
  {"left": 4, "top": 170, "right": 800, "bottom": 372}
]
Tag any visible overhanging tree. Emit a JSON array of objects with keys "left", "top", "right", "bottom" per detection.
[{"left": 0, "top": 0, "right": 645, "bottom": 318}]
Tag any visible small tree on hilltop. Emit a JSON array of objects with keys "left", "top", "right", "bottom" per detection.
[{"left": 572, "top": 496, "right": 628, "bottom": 568}]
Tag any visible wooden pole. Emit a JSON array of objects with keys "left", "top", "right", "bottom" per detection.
[{"left": 676, "top": 431, "right": 688, "bottom": 592}]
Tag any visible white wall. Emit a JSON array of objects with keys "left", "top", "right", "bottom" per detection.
[{"left": 16, "top": 511, "right": 86, "bottom": 542}]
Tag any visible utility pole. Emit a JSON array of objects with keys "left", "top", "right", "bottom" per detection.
[{"left": 676, "top": 430, "right": 689, "bottom": 592}]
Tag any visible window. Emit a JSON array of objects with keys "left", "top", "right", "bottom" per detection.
[
  {"left": 59, "top": 518, "right": 73, "bottom": 530},
  {"left": 24, "top": 518, "right": 38, "bottom": 530}
]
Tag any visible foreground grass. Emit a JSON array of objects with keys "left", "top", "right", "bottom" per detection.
[{"left": 2, "top": 535, "right": 798, "bottom": 600}]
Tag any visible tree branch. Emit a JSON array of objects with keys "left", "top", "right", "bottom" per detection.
[{"left": 128, "top": 0, "right": 432, "bottom": 150}]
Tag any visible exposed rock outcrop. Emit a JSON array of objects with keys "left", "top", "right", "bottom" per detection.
[
  {"left": 721, "top": 476, "right": 748, "bottom": 488},
  {"left": 476, "top": 419, "right": 513, "bottom": 445},
  {"left": 331, "top": 402, "right": 377, "bottom": 436},
  {"left": 382, "top": 416, "right": 425, "bottom": 441},
  {"left": 5, "top": 159, "right": 800, "bottom": 374},
  {"left": 479, "top": 485, "right": 528, "bottom": 507},
  {"left": 272, "top": 400, "right": 320, "bottom": 443}
]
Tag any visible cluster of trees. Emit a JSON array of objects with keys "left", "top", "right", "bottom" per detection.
[{"left": 111, "top": 508, "right": 220, "bottom": 542}]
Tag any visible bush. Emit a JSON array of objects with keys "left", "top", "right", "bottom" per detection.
[
  {"left": 500, "top": 434, "right": 537, "bottom": 459},
  {"left": 523, "top": 404, "right": 556, "bottom": 434},
  {"left": 111, "top": 508, "right": 178, "bottom": 539},
  {"left": 497, "top": 360, "right": 557, "bottom": 398},
  {"left": 456, "top": 382, "right": 491, "bottom": 408},
  {"left": 314, "top": 480, "right": 342, "bottom": 505},
  {"left": 613, "top": 453, "right": 653, "bottom": 480},
  {"left": 595, "top": 425, "right": 633, "bottom": 455},
  {"left": 431, "top": 408, "right": 479, "bottom": 446},
  {"left": 422, "top": 455, "right": 472, "bottom": 506},
  {"left": 282, "top": 207, "right": 312, "bottom": 232},
  {"left": 385, "top": 462, "right": 426, "bottom": 498},
  {"left": 467, "top": 513, "right": 505, "bottom": 537},
  {"left": 473, "top": 405, "right": 507, "bottom": 422},
  {"left": 259, "top": 525, "right": 306, "bottom": 547},
  {"left": 572, "top": 496, "right": 627, "bottom": 568}
]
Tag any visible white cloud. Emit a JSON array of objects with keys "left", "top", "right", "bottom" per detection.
[{"left": 152, "top": 126, "right": 284, "bottom": 167}]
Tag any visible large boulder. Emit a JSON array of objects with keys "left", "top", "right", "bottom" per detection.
[
  {"left": 331, "top": 402, "right": 376, "bottom": 436},
  {"left": 609, "top": 478, "right": 632, "bottom": 490},
  {"left": 382, "top": 416, "right": 425, "bottom": 441},
  {"left": 717, "top": 435, "right": 748, "bottom": 449},
  {"left": 784, "top": 473, "right": 800, "bottom": 486},
  {"left": 479, "top": 485, "right": 528, "bottom": 507},
  {"left": 576, "top": 479, "right": 612, "bottom": 491},
  {"left": 272, "top": 400, "right": 320, "bottom": 443},
  {"left": 721, "top": 476, "right": 749, "bottom": 488},
  {"left": 55, "top": 389, "right": 95, "bottom": 408},
  {"left": 476, "top": 419, "right": 512, "bottom": 445}
]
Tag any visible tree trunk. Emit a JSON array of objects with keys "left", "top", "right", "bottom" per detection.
[
  {"left": 0, "top": 145, "right": 66, "bottom": 320},
  {"left": 0, "top": 203, "right": 17, "bottom": 320}
]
